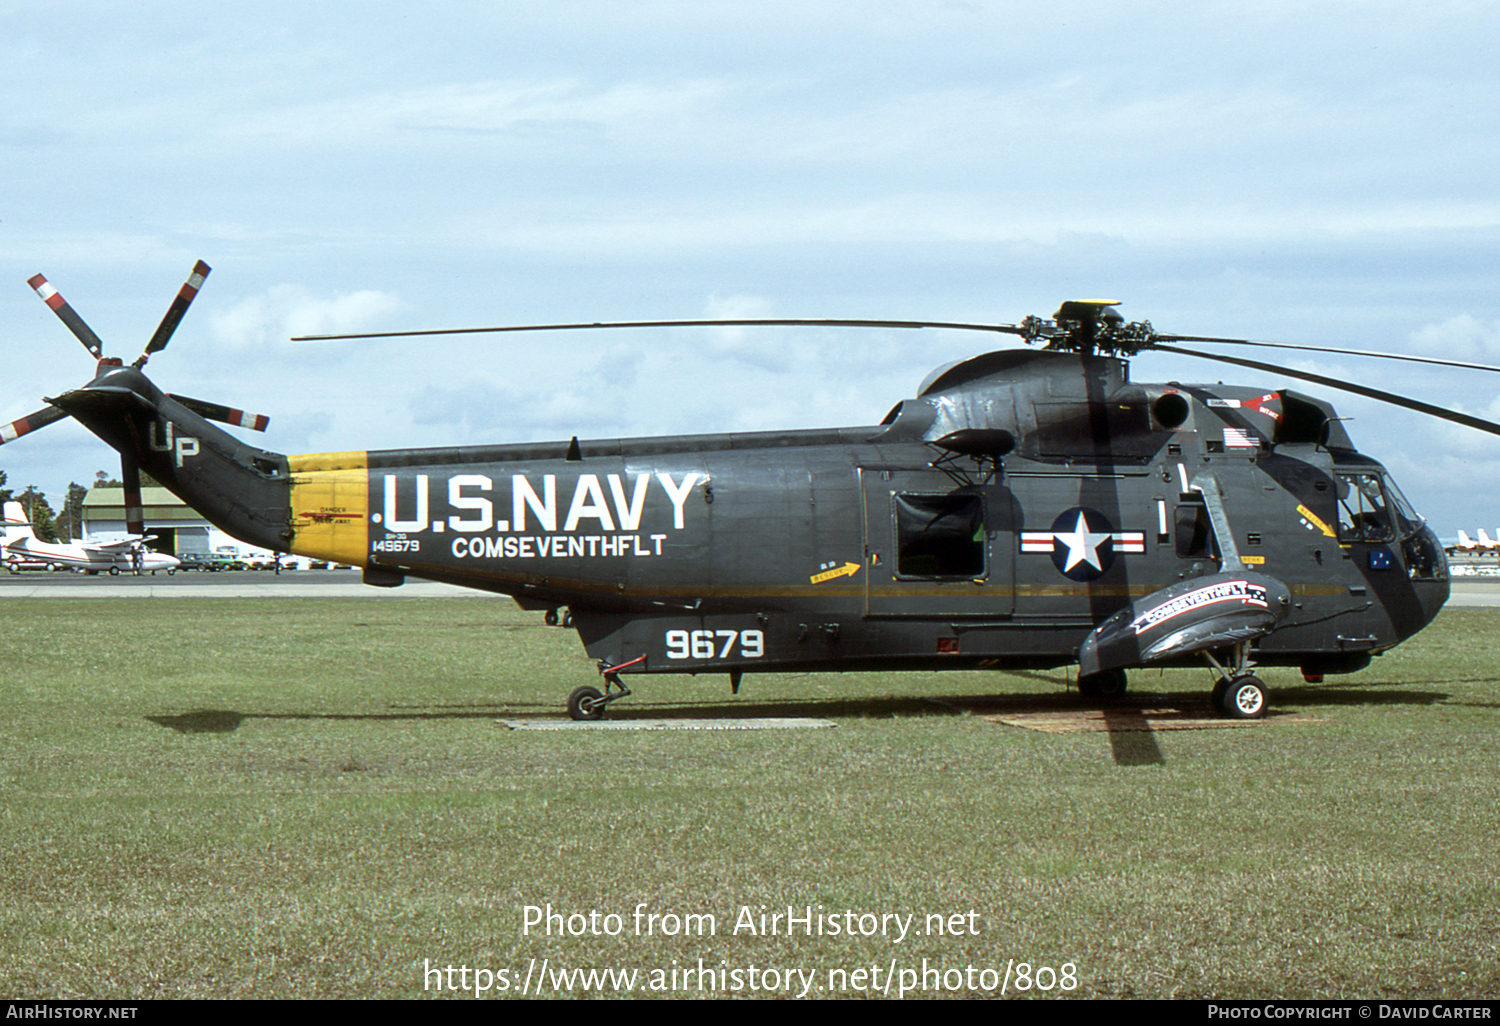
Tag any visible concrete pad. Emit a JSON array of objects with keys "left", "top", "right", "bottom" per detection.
[
  {"left": 988, "top": 706, "right": 1310, "bottom": 733},
  {"left": 498, "top": 717, "right": 837, "bottom": 731}
]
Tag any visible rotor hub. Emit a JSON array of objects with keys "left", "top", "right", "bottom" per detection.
[{"left": 1021, "top": 300, "right": 1158, "bottom": 356}]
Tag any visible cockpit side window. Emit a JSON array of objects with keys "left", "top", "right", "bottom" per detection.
[{"left": 1334, "top": 472, "right": 1400, "bottom": 543}]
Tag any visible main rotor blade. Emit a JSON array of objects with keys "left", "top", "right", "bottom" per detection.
[
  {"left": 1157, "top": 333, "right": 1500, "bottom": 374},
  {"left": 290, "top": 317, "right": 1029, "bottom": 342},
  {"left": 142, "top": 260, "right": 211, "bottom": 359},
  {"left": 1153, "top": 344, "right": 1500, "bottom": 437},
  {"left": 27, "top": 274, "right": 105, "bottom": 359},
  {"left": 0, "top": 404, "right": 69, "bottom": 446}
]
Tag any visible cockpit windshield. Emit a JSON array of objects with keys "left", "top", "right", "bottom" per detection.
[{"left": 1381, "top": 476, "right": 1425, "bottom": 536}]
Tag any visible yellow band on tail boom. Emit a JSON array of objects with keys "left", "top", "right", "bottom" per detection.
[{"left": 288, "top": 451, "right": 369, "bottom": 566}]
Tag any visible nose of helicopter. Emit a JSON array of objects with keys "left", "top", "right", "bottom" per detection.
[{"left": 1407, "top": 526, "right": 1451, "bottom": 633}]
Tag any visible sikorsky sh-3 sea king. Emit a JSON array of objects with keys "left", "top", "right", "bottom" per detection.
[{"left": 7, "top": 264, "right": 1493, "bottom": 720}]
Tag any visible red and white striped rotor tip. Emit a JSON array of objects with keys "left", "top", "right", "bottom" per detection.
[
  {"left": 224, "top": 408, "right": 270, "bottom": 432},
  {"left": 26, "top": 273, "right": 63, "bottom": 310},
  {"left": 27, "top": 272, "right": 106, "bottom": 359},
  {"left": 0, "top": 406, "right": 67, "bottom": 446}
]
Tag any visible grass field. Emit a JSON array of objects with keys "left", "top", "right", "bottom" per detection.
[{"left": 1, "top": 598, "right": 1497, "bottom": 1000}]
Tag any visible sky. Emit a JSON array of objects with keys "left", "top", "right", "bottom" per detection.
[{"left": 4, "top": 0, "right": 1500, "bottom": 538}]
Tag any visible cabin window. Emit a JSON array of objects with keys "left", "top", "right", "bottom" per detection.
[
  {"left": 1174, "top": 504, "right": 1214, "bottom": 559},
  {"left": 894, "top": 493, "right": 985, "bottom": 577}
]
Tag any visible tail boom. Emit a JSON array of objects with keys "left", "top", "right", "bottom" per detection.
[{"left": 51, "top": 365, "right": 291, "bottom": 551}]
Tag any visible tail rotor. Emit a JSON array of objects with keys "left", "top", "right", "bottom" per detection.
[
  {"left": 4, "top": 263, "right": 275, "bottom": 537},
  {"left": 3, "top": 261, "right": 272, "bottom": 450}
]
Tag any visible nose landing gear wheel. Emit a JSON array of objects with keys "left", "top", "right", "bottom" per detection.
[
  {"left": 1078, "top": 668, "right": 1128, "bottom": 698},
  {"left": 567, "top": 685, "right": 605, "bottom": 721}
]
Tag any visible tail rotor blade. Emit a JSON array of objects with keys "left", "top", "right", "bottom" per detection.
[
  {"left": 168, "top": 393, "right": 270, "bottom": 432},
  {"left": 28, "top": 274, "right": 106, "bottom": 359},
  {"left": 141, "top": 261, "right": 211, "bottom": 361},
  {"left": 0, "top": 404, "right": 69, "bottom": 446}
]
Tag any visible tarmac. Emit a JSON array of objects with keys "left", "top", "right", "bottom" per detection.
[
  {"left": 1447, "top": 579, "right": 1500, "bottom": 607},
  {"left": 0, "top": 567, "right": 498, "bottom": 599}
]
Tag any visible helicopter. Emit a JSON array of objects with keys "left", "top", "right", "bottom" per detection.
[{"left": 6, "top": 266, "right": 1495, "bottom": 721}]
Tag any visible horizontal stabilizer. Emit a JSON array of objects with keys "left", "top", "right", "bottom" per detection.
[{"left": 48, "top": 384, "right": 156, "bottom": 420}]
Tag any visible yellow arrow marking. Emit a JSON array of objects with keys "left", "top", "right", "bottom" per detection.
[
  {"left": 1296, "top": 504, "right": 1337, "bottom": 538},
  {"left": 811, "top": 561, "right": 862, "bottom": 584}
]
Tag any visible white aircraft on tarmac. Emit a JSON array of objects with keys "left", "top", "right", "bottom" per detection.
[
  {"left": 2, "top": 501, "right": 179, "bottom": 575},
  {"left": 1450, "top": 530, "right": 1486, "bottom": 554}
]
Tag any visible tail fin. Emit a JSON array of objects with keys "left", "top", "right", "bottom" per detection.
[{"left": 2, "top": 502, "right": 37, "bottom": 543}]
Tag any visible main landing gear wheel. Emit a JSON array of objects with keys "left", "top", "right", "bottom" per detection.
[
  {"left": 1078, "top": 668, "right": 1128, "bottom": 699},
  {"left": 1216, "top": 675, "right": 1268, "bottom": 719},
  {"left": 567, "top": 685, "right": 605, "bottom": 721}
]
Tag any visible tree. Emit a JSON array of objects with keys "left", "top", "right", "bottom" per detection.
[
  {"left": 93, "top": 468, "right": 158, "bottom": 488},
  {"left": 13, "top": 487, "right": 57, "bottom": 542},
  {"left": 53, "top": 482, "right": 89, "bottom": 541}
]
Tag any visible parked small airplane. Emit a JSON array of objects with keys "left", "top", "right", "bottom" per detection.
[
  {"left": 1, "top": 502, "right": 180, "bottom": 575},
  {"left": 1449, "top": 530, "right": 1485, "bottom": 555}
]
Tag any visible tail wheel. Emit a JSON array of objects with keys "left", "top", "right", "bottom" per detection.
[
  {"left": 567, "top": 685, "right": 605, "bottom": 721},
  {"left": 1218, "top": 675, "right": 1268, "bottom": 719}
]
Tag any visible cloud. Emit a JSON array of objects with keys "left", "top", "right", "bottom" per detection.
[
  {"left": 1409, "top": 315, "right": 1500, "bottom": 363},
  {"left": 211, "top": 285, "right": 405, "bottom": 348}
]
